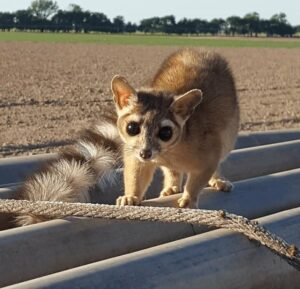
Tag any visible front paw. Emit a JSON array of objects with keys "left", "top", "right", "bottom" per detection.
[
  {"left": 209, "top": 178, "right": 233, "bottom": 192},
  {"left": 177, "top": 196, "right": 197, "bottom": 209},
  {"left": 160, "top": 186, "right": 181, "bottom": 197},
  {"left": 116, "top": 196, "right": 140, "bottom": 206}
]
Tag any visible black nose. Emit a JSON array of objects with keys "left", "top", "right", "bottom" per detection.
[{"left": 140, "top": 149, "right": 152, "bottom": 160}]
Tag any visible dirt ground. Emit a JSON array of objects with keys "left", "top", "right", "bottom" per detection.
[{"left": 0, "top": 42, "right": 299, "bottom": 157}]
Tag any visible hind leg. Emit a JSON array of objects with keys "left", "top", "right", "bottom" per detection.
[{"left": 208, "top": 166, "right": 233, "bottom": 192}]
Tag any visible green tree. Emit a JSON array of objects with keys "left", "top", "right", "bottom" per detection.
[
  {"left": 208, "top": 18, "right": 226, "bottom": 35},
  {"left": 226, "top": 16, "right": 242, "bottom": 35},
  {"left": 113, "top": 16, "right": 125, "bottom": 33},
  {"left": 139, "top": 17, "right": 161, "bottom": 33},
  {"left": 0, "top": 12, "right": 15, "bottom": 31},
  {"left": 190, "top": 19, "right": 208, "bottom": 34},
  {"left": 268, "top": 13, "right": 295, "bottom": 36},
  {"left": 29, "top": 0, "right": 58, "bottom": 20},
  {"left": 176, "top": 18, "right": 193, "bottom": 34},
  {"left": 159, "top": 15, "right": 176, "bottom": 33},
  {"left": 244, "top": 12, "right": 261, "bottom": 36},
  {"left": 125, "top": 22, "right": 137, "bottom": 33},
  {"left": 51, "top": 10, "right": 72, "bottom": 32},
  {"left": 85, "top": 12, "right": 112, "bottom": 32},
  {"left": 15, "top": 10, "right": 35, "bottom": 30},
  {"left": 260, "top": 19, "right": 272, "bottom": 36},
  {"left": 271, "top": 12, "right": 288, "bottom": 24}
]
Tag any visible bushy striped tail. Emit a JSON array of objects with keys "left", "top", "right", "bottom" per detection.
[{"left": 14, "top": 114, "right": 122, "bottom": 226}]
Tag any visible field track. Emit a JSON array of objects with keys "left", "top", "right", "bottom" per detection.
[{"left": 0, "top": 36, "right": 299, "bottom": 156}]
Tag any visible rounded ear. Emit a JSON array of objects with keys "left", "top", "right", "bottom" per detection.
[
  {"left": 111, "top": 75, "right": 137, "bottom": 110},
  {"left": 170, "top": 89, "right": 203, "bottom": 120}
]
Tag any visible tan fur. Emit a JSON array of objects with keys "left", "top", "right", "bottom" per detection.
[{"left": 112, "top": 49, "right": 239, "bottom": 208}]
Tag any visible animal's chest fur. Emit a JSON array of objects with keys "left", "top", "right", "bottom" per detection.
[{"left": 155, "top": 144, "right": 206, "bottom": 172}]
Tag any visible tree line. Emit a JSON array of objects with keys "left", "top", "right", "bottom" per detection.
[{"left": 0, "top": 0, "right": 299, "bottom": 37}]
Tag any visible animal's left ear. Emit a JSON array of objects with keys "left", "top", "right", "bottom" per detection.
[{"left": 170, "top": 89, "right": 203, "bottom": 121}]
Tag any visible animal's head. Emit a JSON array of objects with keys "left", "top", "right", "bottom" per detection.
[{"left": 111, "top": 75, "right": 202, "bottom": 162}]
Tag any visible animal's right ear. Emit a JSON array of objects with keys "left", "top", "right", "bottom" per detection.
[{"left": 111, "top": 75, "right": 137, "bottom": 111}]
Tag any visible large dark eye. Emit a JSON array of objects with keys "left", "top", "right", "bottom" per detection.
[
  {"left": 158, "top": 126, "right": 173, "bottom": 142},
  {"left": 126, "top": 122, "right": 140, "bottom": 136}
]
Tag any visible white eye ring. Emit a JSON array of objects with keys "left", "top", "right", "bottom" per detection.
[
  {"left": 160, "top": 119, "right": 175, "bottom": 129},
  {"left": 127, "top": 114, "right": 142, "bottom": 123}
]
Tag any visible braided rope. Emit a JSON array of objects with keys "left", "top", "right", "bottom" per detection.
[{"left": 0, "top": 199, "right": 299, "bottom": 270}]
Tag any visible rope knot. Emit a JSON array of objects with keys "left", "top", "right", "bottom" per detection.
[
  {"left": 218, "top": 210, "right": 226, "bottom": 218},
  {"left": 287, "top": 244, "right": 298, "bottom": 258}
]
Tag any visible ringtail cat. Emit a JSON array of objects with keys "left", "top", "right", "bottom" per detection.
[
  {"left": 13, "top": 48, "right": 239, "bottom": 226},
  {"left": 112, "top": 48, "right": 239, "bottom": 208}
]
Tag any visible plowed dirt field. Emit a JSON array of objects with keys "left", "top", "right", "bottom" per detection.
[{"left": 0, "top": 42, "right": 299, "bottom": 156}]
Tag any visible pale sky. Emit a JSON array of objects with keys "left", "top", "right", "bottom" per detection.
[{"left": 1, "top": 0, "right": 300, "bottom": 25}]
